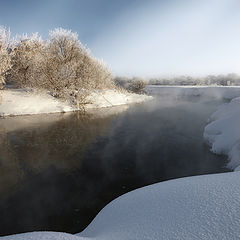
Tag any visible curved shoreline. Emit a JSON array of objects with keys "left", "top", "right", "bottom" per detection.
[{"left": 0, "top": 89, "right": 152, "bottom": 117}]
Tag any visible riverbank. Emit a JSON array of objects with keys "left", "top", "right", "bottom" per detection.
[
  {"left": 0, "top": 88, "right": 152, "bottom": 117},
  {"left": 204, "top": 96, "right": 240, "bottom": 171}
]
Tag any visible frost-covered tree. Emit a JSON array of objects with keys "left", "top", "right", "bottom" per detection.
[
  {"left": 39, "top": 28, "right": 112, "bottom": 104},
  {"left": 8, "top": 33, "right": 44, "bottom": 87},
  {"left": 39, "top": 28, "right": 87, "bottom": 98},
  {"left": 0, "top": 26, "right": 11, "bottom": 89}
]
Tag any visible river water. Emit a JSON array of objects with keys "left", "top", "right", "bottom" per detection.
[{"left": 0, "top": 86, "right": 232, "bottom": 236}]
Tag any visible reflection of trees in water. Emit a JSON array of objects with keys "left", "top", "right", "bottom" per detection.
[
  {"left": 0, "top": 109, "right": 126, "bottom": 195},
  {"left": 11, "top": 113, "right": 113, "bottom": 171},
  {"left": 0, "top": 131, "right": 23, "bottom": 195}
]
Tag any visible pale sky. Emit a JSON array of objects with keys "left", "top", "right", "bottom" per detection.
[{"left": 1, "top": 0, "right": 240, "bottom": 77}]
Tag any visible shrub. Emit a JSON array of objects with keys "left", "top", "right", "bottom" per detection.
[
  {"left": 127, "top": 78, "right": 146, "bottom": 94},
  {"left": 114, "top": 77, "right": 147, "bottom": 94},
  {"left": 114, "top": 76, "right": 129, "bottom": 89}
]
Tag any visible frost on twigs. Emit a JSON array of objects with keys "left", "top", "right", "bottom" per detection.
[
  {"left": 0, "top": 26, "right": 11, "bottom": 89},
  {"left": 8, "top": 33, "right": 44, "bottom": 88},
  {"left": 2, "top": 27, "right": 113, "bottom": 108}
]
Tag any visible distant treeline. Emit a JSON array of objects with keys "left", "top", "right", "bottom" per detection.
[
  {"left": 115, "top": 74, "right": 240, "bottom": 86},
  {"left": 148, "top": 74, "right": 240, "bottom": 86}
]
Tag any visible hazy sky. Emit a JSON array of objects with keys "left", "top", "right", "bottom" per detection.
[{"left": 1, "top": 0, "right": 240, "bottom": 77}]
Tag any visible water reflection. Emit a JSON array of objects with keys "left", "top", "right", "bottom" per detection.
[{"left": 0, "top": 106, "right": 128, "bottom": 196}]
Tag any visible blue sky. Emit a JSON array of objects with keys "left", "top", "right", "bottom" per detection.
[
  {"left": 1, "top": 0, "right": 240, "bottom": 77},
  {"left": 0, "top": 0, "right": 147, "bottom": 43}
]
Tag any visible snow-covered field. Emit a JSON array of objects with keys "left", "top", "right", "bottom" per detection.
[
  {"left": 2, "top": 86, "right": 240, "bottom": 240},
  {"left": 0, "top": 89, "right": 152, "bottom": 117}
]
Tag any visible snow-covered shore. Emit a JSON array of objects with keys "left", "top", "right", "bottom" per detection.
[
  {"left": 204, "top": 96, "right": 240, "bottom": 171},
  {"left": 4, "top": 171, "right": 240, "bottom": 240},
  {"left": 0, "top": 89, "right": 152, "bottom": 117}
]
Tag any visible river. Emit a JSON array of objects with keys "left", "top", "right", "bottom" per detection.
[{"left": 0, "top": 86, "right": 234, "bottom": 236}]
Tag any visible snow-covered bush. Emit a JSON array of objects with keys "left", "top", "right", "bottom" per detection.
[{"left": 0, "top": 26, "right": 11, "bottom": 89}]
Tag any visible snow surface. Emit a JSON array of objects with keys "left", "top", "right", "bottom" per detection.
[
  {"left": 0, "top": 89, "right": 74, "bottom": 116},
  {"left": 0, "top": 89, "right": 152, "bottom": 117},
  {"left": 204, "top": 96, "right": 240, "bottom": 170},
  {"left": 3, "top": 172, "right": 240, "bottom": 240},
  {"left": 78, "top": 172, "right": 240, "bottom": 240},
  {"left": 85, "top": 89, "right": 152, "bottom": 108},
  {"left": 3, "top": 232, "right": 84, "bottom": 240}
]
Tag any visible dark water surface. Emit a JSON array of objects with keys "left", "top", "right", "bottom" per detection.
[{"left": 0, "top": 87, "right": 231, "bottom": 236}]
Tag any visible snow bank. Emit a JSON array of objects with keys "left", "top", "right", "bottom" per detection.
[
  {"left": 204, "top": 97, "right": 240, "bottom": 170},
  {"left": 85, "top": 89, "right": 152, "bottom": 109},
  {"left": 78, "top": 172, "right": 240, "bottom": 240},
  {"left": 4, "top": 171, "right": 240, "bottom": 240},
  {"left": 0, "top": 89, "right": 74, "bottom": 116},
  {"left": 0, "top": 89, "right": 152, "bottom": 117}
]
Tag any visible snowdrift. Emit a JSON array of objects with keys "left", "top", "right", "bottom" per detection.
[
  {"left": 204, "top": 97, "right": 240, "bottom": 170},
  {"left": 4, "top": 172, "right": 240, "bottom": 240}
]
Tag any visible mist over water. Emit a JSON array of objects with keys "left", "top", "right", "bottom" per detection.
[{"left": 0, "top": 87, "right": 232, "bottom": 236}]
